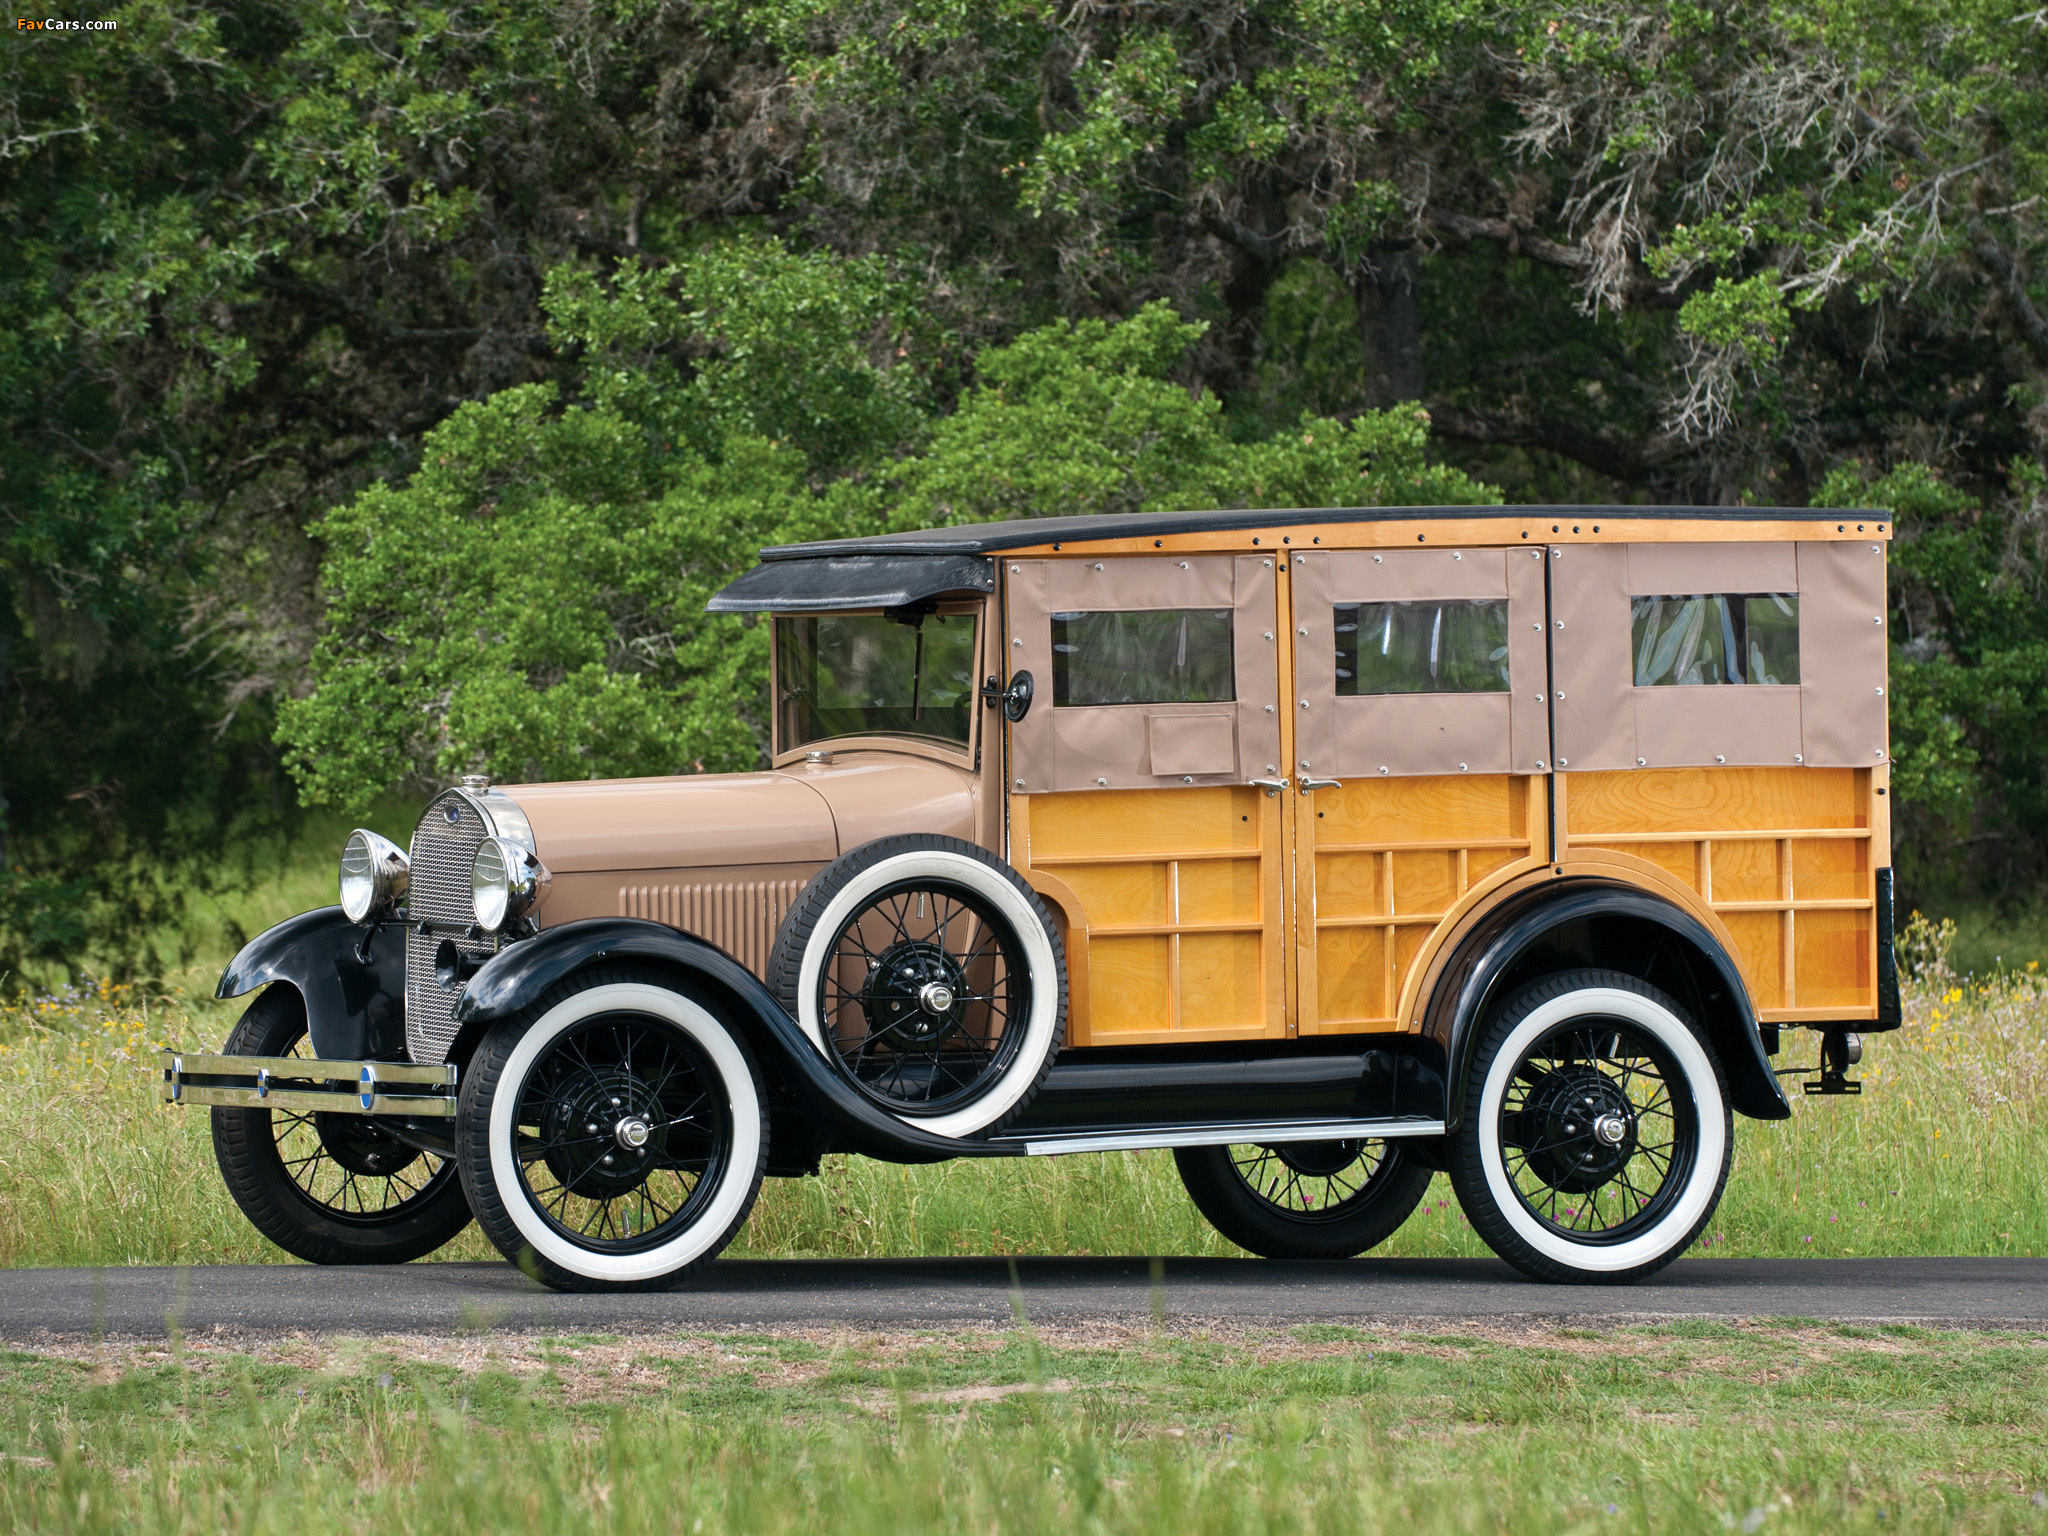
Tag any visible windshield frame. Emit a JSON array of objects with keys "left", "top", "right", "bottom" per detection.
[{"left": 769, "top": 601, "right": 984, "bottom": 766}]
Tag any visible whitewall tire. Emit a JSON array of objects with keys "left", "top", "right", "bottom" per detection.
[
  {"left": 1448, "top": 969, "right": 1732, "bottom": 1283},
  {"left": 456, "top": 967, "right": 766, "bottom": 1292},
  {"left": 767, "top": 834, "right": 1067, "bottom": 1139}
]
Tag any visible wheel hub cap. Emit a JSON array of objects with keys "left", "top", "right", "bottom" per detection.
[
  {"left": 862, "top": 940, "right": 969, "bottom": 1050},
  {"left": 1516, "top": 1064, "right": 1637, "bottom": 1193},
  {"left": 312, "top": 1112, "right": 424, "bottom": 1178},
  {"left": 539, "top": 1067, "right": 665, "bottom": 1199}
]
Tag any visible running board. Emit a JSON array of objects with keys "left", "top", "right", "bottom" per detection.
[
  {"left": 160, "top": 1051, "right": 458, "bottom": 1117},
  {"left": 994, "top": 1115, "right": 1446, "bottom": 1157}
]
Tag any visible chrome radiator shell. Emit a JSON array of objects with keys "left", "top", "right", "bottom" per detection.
[{"left": 404, "top": 789, "right": 514, "bottom": 1065}]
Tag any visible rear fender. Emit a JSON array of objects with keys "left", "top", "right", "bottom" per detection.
[
  {"left": 1422, "top": 880, "right": 1791, "bottom": 1128},
  {"left": 215, "top": 906, "right": 407, "bottom": 1060},
  {"left": 450, "top": 918, "right": 1007, "bottom": 1164}
]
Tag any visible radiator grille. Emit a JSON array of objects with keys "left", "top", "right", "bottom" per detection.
[
  {"left": 620, "top": 880, "right": 805, "bottom": 978},
  {"left": 405, "top": 791, "right": 496, "bottom": 1065}
]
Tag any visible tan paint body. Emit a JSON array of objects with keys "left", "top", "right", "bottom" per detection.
[{"left": 507, "top": 752, "right": 977, "bottom": 977}]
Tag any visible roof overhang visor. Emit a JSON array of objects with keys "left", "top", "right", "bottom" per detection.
[{"left": 706, "top": 553, "right": 996, "bottom": 614}]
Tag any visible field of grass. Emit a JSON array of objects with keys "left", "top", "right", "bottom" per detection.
[
  {"left": 4, "top": 839, "right": 2047, "bottom": 1533},
  {"left": 0, "top": 907, "right": 2042, "bottom": 1269},
  {"left": 2, "top": 1318, "right": 2046, "bottom": 1533}
]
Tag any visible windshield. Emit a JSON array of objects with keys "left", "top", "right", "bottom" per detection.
[{"left": 775, "top": 611, "right": 979, "bottom": 750}]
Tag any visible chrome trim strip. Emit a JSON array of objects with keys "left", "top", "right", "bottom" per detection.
[{"left": 1009, "top": 1116, "right": 1446, "bottom": 1157}]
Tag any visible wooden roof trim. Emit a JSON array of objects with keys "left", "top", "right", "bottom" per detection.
[{"left": 993, "top": 516, "right": 1891, "bottom": 558}]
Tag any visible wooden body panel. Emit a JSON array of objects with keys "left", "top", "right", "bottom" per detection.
[
  {"left": 1293, "top": 775, "right": 1548, "bottom": 1033},
  {"left": 1013, "top": 785, "right": 1288, "bottom": 1045},
  {"left": 1561, "top": 767, "right": 1882, "bottom": 1020}
]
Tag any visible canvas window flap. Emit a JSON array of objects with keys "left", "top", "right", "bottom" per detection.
[
  {"left": 1627, "top": 540, "right": 1796, "bottom": 596},
  {"left": 1796, "top": 540, "right": 1889, "bottom": 767},
  {"left": 1548, "top": 543, "right": 1636, "bottom": 771},
  {"left": 1297, "top": 548, "right": 1549, "bottom": 778},
  {"left": 1634, "top": 687, "right": 1803, "bottom": 767},
  {"left": 1004, "top": 555, "right": 1279, "bottom": 792}
]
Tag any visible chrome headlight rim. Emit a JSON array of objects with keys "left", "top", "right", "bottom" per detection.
[
  {"left": 471, "top": 834, "right": 545, "bottom": 934},
  {"left": 339, "top": 828, "right": 410, "bottom": 925}
]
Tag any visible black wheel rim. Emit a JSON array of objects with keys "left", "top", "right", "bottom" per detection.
[
  {"left": 511, "top": 1011, "right": 731, "bottom": 1253},
  {"left": 1496, "top": 1018, "right": 1699, "bottom": 1244},
  {"left": 815, "top": 879, "right": 1028, "bottom": 1115},
  {"left": 1225, "top": 1139, "right": 1395, "bottom": 1224},
  {"left": 268, "top": 1031, "right": 457, "bottom": 1223}
]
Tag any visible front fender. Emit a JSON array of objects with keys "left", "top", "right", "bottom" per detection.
[
  {"left": 1423, "top": 879, "right": 1791, "bottom": 1128},
  {"left": 216, "top": 906, "right": 407, "bottom": 1060},
  {"left": 451, "top": 918, "right": 1008, "bottom": 1164}
]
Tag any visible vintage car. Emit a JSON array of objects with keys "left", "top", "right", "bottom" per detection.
[{"left": 166, "top": 504, "right": 1898, "bottom": 1291}]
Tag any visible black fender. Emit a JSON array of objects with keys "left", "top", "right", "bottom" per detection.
[
  {"left": 449, "top": 918, "right": 1009, "bottom": 1164},
  {"left": 215, "top": 906, "right": 407, "bottom": 1060},
  {"left": 1421, "top": 878, "right": 1791, "bottom": 1128}
]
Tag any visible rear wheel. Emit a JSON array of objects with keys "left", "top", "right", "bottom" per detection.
[
  {"left": 1174, "top": 1139, "right": 1431, "bottom": 1259},
  {"left": 211, "top": 985, "right": 472, "bottom": 1264},
  {"left": 456, "top": 966, "right": 767, "bottom": 1292},
  {"left": 1448, "top": 969, "right": 1732, "bottom": 1283}
]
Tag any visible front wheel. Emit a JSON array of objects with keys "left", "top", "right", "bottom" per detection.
[
  {"left": 456, "top": 966, "right": 767, "bottom": 1292},
  {"left": 1175, "top": 1139, "right": 1432, "bottom": 1259},
  {"left": 1448, "top": 969, "right": 1732, "bottom": 1284},
  {"left": 211, "top": 984, "right": 473, "bottom": 1264}
]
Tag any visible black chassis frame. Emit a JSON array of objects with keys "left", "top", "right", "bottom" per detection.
[{"left": 210, "top": 863, "right": 1908, "bottom": 1167}]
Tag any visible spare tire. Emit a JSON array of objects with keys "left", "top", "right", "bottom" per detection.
[{"left": 767, "top": 834, "right": 1066, "bottom": 1139}]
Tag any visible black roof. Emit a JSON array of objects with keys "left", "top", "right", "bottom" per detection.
[
  {"left": 708, "top": 504, "right": 1879, "bottom": 613},
  {"left": 755, "top": 503, "right": 1873, "bottom": 560}
]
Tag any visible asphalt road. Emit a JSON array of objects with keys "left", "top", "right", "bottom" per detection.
[{"left": 2, "top": 1257, "right": 2044, "bottom": 1337}]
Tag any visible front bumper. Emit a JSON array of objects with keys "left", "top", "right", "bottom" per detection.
[{"left": 160, "top": 1051, "right": 457, "bottom": 1117}]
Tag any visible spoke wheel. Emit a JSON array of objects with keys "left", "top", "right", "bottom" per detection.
[
  {"left": 211, "top": 985, "right": 473, "bottom": 1264},
  {"left": 1497, "top": 1022, "right": 1692, "bottom": 1243},
  {"left": 1174, "top": 1137, "right": 1432, "bottom": 1259},
  {"left": 820, "top": 880, "right": 1027, "bottom": 1115},
  {"left": 1449, "top": 968, "right": 1731, "bottom": 1284},
  {"left": 511, "top": 1011, "right": 731, "bottom": 1253},
  {"left": 770, "top": 835, "right": 1067, "bottom": 1139},
  {"left": 457, "top": 967, "right": 766, "bottom": 1292}
]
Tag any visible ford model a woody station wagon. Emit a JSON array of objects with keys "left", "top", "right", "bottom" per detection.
[{"left": 167, "top": 505, "right": 1898, "bottom": 1291}]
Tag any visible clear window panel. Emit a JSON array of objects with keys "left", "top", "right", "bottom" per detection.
[
  {"left": 1632, "top": 594, "right": 1800, "bottom": 686},
  {"left": 775, "top": 612, "right": 978, "bottom": 747},
  {"left": 1051, "top": 609, "right": 1235, "bottom": 707},
  {"left": 1333, "top": 600, "right": 1510, "bottom": 695}
]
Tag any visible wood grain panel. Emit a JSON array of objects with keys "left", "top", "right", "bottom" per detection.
[
  {"left": 1564, "top": 765, "right": 1878, "bottom": 1018},
  {"left": 1020, "top": 780, "right": 1286, "bottom": 1043},
  {"left": 1295, "top": 772, "right": 1544, "bottom": 1036}
]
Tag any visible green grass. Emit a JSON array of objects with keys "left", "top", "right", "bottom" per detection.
[
  {"left": 1, "top": 823, "right": 2043, "bottom": 1269},
  {"left": 0, "top": 914, "right": 2042, "bottom": 1268},
  {"left": 2, "top": 1320, "right": 2046, "bottom": 1533}
]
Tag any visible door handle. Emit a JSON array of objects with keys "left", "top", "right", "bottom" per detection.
[
  {"left": 1299, "top": 776, "right": 1343, "bottom": 792},
  {"left": 1248, "top": 777, "right": 1290, "bottom": 797}
]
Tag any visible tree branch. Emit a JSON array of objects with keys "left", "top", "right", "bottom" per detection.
[
  {"left": 1425, "top": 404, "right": 1691, "bottom": 483},
  {"left": 1425, "top": 209, "right": 1701, "bottom": 311},
  {"left": 1967, "top": 218, "right": 2048, "bottom": 370}
]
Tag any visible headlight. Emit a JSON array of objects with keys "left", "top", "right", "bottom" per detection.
[
  {"left": 471, "top": 835, "right": 545, "bottom": 933},
  {"left": 339, "top": 829, "right": 409, "bottom": 924}
]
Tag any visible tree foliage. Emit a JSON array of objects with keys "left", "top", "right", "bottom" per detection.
[
  {"left": 282, "top": 269, "right": 1491, "bottom": 810},
  {"left": 4, "top": 0, "right": 2048, "bottom": 976}
]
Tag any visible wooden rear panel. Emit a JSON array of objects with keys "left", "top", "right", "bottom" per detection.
[{"left": 1563, "top": 767, "right": 1880, "bottom": 1020}]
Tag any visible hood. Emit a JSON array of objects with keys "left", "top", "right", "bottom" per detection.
[{"left": 502, "top": 754, "right": 976, "bottom": 874}]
